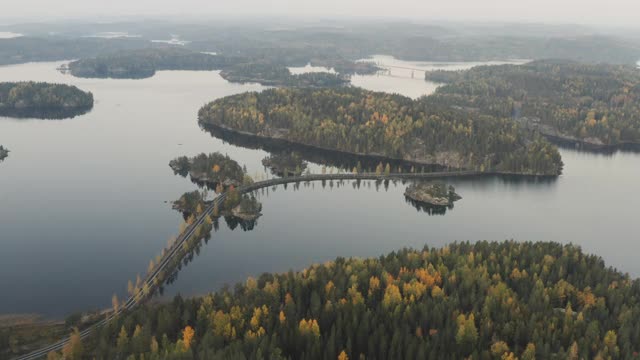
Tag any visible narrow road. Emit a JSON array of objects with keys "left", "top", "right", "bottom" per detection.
[{"left": 13, "top": 170, "right": 483, "bottom": 360}]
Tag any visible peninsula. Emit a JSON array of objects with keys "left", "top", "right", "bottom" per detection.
[{"left": 198, "top": 88, "right": 563, "bottom": 175}]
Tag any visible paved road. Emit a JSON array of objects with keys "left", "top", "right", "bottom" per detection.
[{"left": 13, "top": 170, "right": 483, "bottom": 359}]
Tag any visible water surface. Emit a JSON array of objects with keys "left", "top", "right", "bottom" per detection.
[
  {"left": 352, "top": 55, "right": 527, "bottom": 98},
  {"left": 0, "top": 60, "right": 638, "bottom": 318}
]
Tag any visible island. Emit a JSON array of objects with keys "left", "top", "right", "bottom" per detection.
[
  {"left": 219, "top": 62, "right": 350, "bottom": 87},
  {"left": 198, "top": 87, "right": 563, "bottom": 175},
  {"left": 262, "top": 152, "right": 308, "bottom": 177},
  {"left": 404, "top": 182, "right": 461, "bottom": 207},
  {"left": 67, "top": 47, "right": 239, "bottom": 79},
  {"left": 0, "top": 145, "right": 8, "bottom": 162},
  {"left": 0, "top": 82, "right": 93, "bottom": 119},
  {"left": 66, "top": 47, "right": 352, "bottom": 87},
  {"left": 426, "top": 60, "right": 640, "bottom": 149},
  {"left": 169, "top": 152, "right": 249, "bottom": 189},
  {"left": 47, "top": 241, "right": 640, "bottom": 359},
  {"left": 172, "top": 189, "right": 262, "bottom": 223}
]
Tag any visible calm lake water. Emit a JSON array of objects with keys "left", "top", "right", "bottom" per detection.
[{"left": 0, "top": 59, "right": 639, "bottom": 318}]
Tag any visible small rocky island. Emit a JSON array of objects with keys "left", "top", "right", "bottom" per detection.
[
  {"left": 262, "top": 152, "right": 308, "bottom": 176},
  {"left": 169, "top": 152, "right": 248, "bottom": 189},
  {"left": 0, "top": 82, "right": 93, "bottom": 119},
  {"left": 404, "top": 182, "right": 462, "bottom": 207},
  {"left": 0, "top": 145, "right": 8, "bottom": 162}
]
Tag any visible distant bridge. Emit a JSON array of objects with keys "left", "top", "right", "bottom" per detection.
[
  {"left": 14, "top": 170, "right": 483, "bottom": 359},
  {"left": 374, "top": 63, "right": 432, "bottom": 79}
]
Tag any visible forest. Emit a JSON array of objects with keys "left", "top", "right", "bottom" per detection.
[
  {"left": 44, "top": 241, "right": 640, "bottom": 359},
  {"left": 169, "top": 152, "right": 250, "bottom": 189},
  {"left": 220, "top": 63, "right": 349, "bottom": 87},
  {"left": 185, "top": 24, "right": 640, "bottom": 65},
  {"left": 198, "top": 88, "right": 563, "bottom": 175},
  {"left": 0, "top": 36, "right": 148, "bottom": 66},
  {"left": 67, "top": 48, "right": 241, "bottom": 79},
  {"left": 66, "top": 47, "right": 352, "bottom": 87},
  {"left": 0, "top": 82, "right": 93, "bottom": 119},
  {"left": 261, "top": 152, "right": 308, "bottom": 177},
  {"left": 426, "top": 60, "right": 640, "bottom": 147}
]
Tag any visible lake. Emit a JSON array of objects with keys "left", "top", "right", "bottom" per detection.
[{"left": 0, "top": 59, "right": 638, "bottom": 318}]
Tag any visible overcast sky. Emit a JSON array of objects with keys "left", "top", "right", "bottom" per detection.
[{"left": 2, "top": 0, "right": 638, "bottom": 27}]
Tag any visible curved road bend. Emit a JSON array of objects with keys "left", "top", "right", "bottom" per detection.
[{"left": 14, "top": 170, "right": 483, "bottom": 360}]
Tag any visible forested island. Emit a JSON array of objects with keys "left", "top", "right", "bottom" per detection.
[
  {"left": 0, "top": 82, "right": 93, "bottom": 119},
  {"left": 66, "top": 47, "right": 352, "bottom": 87},
  {"left": 262, "top": 152, "right": 308, "bottom": 177},
  {"left": 172, "top": 190, "right": 262, "bottom": 222},
  {"left": 169, "top": 152, "right": 252, "bottom": 189},
  {"left": 426, "top": 60, "right": 640, "bottom": 148},
  {"left": 44, "top": 241, "right": 640, "bottom": 359},
  {"left": 67, "top": 48, "right": 239, "bottom": 79},
  {"left": 198, "top": 88, "right": 563, "bottom": 175},
  {"left": 405, "top": 182, "right": 461, "bottom": 207},
  {"left": 219, "top": 63, "right": 349, "bottom": 87}
]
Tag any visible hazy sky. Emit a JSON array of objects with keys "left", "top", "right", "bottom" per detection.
[{"left": 2, "top": 0, "right": 638, "bottom": 27}]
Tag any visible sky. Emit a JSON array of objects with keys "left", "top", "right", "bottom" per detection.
[{"left": 1, "top": 0, "right": 639, "bottom": 27}]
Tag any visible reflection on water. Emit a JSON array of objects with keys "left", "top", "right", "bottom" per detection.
[
  {"left": 0, "top": 106, "right": 93, "bottom": 120},
  {"left": 404, "top": 197, "right": 453, "bottom": 216},
  {"left": 202, "top": 123, "right": 444, "bottom": 173}
]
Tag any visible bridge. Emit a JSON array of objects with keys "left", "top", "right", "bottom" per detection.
[
  {"left": 375, "top": 63, "right": 432, "bottom": 79},
  {"left": 14, "top": 170, "right": 483, "bottom": 359}
]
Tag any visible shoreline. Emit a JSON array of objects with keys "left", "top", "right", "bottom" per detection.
[{"left": 201, "top": 121, "right": 561, "bottom": 177}]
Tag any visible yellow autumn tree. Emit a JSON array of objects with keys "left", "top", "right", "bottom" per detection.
[
  {"left": 182, "top": 326, "right": 195, "bottom": 350},
  {"left": 325, "top": 280, "right": 335, "bottom": 295},
  {"left": 299, "top": 319, "right": 320, "bottom": 338},
  {"left": 338, "top": 350, "right": 349, "bottom": 360},
  {"left": 369, "top": 276, "right": 380, "bottom": 295},
  {"left": 61, "top": 328, "right": 83, "bottom": 360},
  {"left": 382, "top": 283, "right": 402, "bottom": 308},
  {"left": 112, "top": 293, "right": 119, "bottom": 313}
]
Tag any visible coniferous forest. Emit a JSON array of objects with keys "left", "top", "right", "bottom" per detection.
[
  {"left": 46, "top": 241, "right": 640, "bottom": 360},
  {"left": 426, "top": 60, "right": 640, "bottom": 147},
  {"left": 199, "top": 88, "right": 563, "bottom": 175},
  {"left": 0, "top": 82, "right": 93, "bottom": 119}
]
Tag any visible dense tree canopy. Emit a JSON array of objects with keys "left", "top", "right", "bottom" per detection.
[
  {"left": 67, "top": 47, "right": 240, "bottom": 79},
  {"left": 426, "top": 60, "right": 640, "bottom": 147},
  {"left": 67, "top": 47, "right": 352, "bottom": 87},
  {"left": 0, "top": 82, "right": 93, "bottom": 119},
  {"left": 220, "top": 63, "right": 349, "bottom": 87},
  {"left": 199, "top": 88, "right": 563, "bottom": 175},
  {"left": 0, "top": 36, "right": 149, "bottom": 66},
  {"left": 169, "top": 152, "right": 247, "bottom": 188},
  {"left": 67, "top": 241, "right": 640, "bottom": 359}
]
